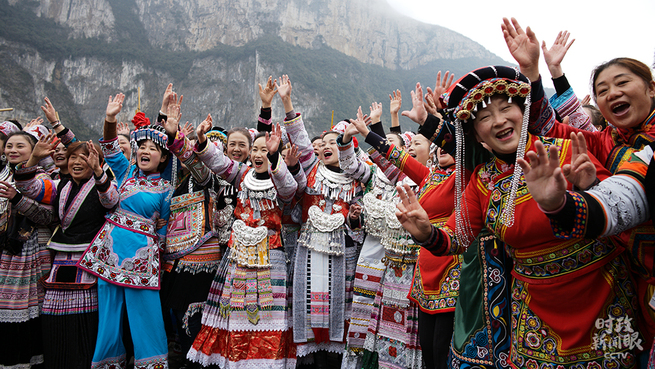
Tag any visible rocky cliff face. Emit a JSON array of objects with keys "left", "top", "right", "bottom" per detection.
[
  {"left": 30, "top": 0, "right": 496, "bottom": 70},
  {"left": 0, "top": 0, "right": 503, "bottom": 139}
]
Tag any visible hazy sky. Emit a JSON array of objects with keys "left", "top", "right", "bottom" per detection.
[{"left": 386, "top": 0, "right": 655, "bottom": 101}]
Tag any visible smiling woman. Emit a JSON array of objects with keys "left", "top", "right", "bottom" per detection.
[
  {"left": 76, "top": 93, "right": 174, "bottom": 369},
  {"left": 395, "top": 64, "right": 642, "bottom": 369}
]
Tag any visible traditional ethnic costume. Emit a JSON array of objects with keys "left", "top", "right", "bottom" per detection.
[
  {"left": 419, "top": 66, "right": 642, "bottom": 369},
  {"left": 536, "top": 142, "right": 655, "bottom": 368},
  {"left": 39, "top": 164, "right": 119, "bottom": 368},
  {"left": 408, "top": 112, "right": 514, "bottom": 369},
  {"left": 187, "top": 137, "right": 300, "bottom": 368},
  {"left": 531, "top": 73, "right": 655, "bottom": 360},
  {"left": 284, "top": 113, "right": 362, "bottom": 361},
  {"left": 0, "top": 159, "right": 56, "bottom": 368},
  {"left": 336, "top": 132, "right": 423, "bottom": 369},
  {"left": 160, "top": 132, "right": 233, "bottom": 362},
  {"left": 78, "top": 125, "right": 173, "bottom": 369},
  {"left": 364, "top": 129, "right": 463, "bottom": 369}
]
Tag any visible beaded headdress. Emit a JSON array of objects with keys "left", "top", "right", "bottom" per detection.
[
  {"left": 206, "top": 127, "right": 228, "bottom": 146},
  {"left": 441, "top": 66, "right": 531, "bottom": 245},
  {"left": 130, "top": 123, "right": 177, "bottom": 198}
]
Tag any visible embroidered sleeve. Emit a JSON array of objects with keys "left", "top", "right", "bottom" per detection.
[
  {"left": 13, "top": 195, "right": 55, "bottom": 225},
  {"left": 547, "top": 148, "right": 651, "bottom": 239},
  {"left": 195, "top": 138, "right": 247, "bottom": 187},
  {"left": 169, "top": 132, "right": 211, "bottom": 186},
  {"left": 95, "top": 171, "right": 119, "bottom": 209},
  {"left": 283, "top": 113, "right": 317, "bottom": 174},
  {"left": 368, "top": 147, "right": 403, "bottom": 184},
  {"left": 336, "top": 134, "right": 373, "bottom": 185},
  {"left": 291, "top": 164, "right": 307, "bottom": 198},
  {"left": 56, "top": 127, "right": 78, "bottom": 146},
  {"left": 546, "top": 192, "right": 594, "bottom": 239},
  {"left": 418, "top": 223, "right": 466, "bottom": 256},
  {"left": 269, "top": 152, "right": 298, "bottom": 203},
  {"left": 100, "top": 137, "right": 130, "bottom": 185},
  {"left": 14, "top": 166, "right": 57, "bottom": 205},
  {"left": 528, "top": 75, "right": 558, "bottom": 136},
  {"left": 549, "top": 87, "right": 595, "bottom": 132},
  {"left": 39, "top": 157, "right": 57, "bottom": 175},
  {"left": 258, "top": 108, "right": 272, "bottom": 132}
]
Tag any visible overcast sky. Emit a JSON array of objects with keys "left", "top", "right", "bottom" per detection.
[{"left": 386, "top": 0, "right": 655, "bottom": 101}]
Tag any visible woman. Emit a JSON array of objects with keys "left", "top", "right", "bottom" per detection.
[
  {"left": 77, "top": 93, "right": 173, "bottom": 369},
  {"left": 277, "top": 75, "right": 361, "bottom": 368},
  {"left": 502, "top": 17, "right": 655, "bottom": 360},
  {"left": 34, "top": 141, "right": 118, "bottom": 369},
  {"left": 0, "top": 130, "right": 56, "bottom": 368},
  {"left": 187, "top": 122, "right": 299, "bottom": 368},
  {"left": 351, "top": 109, "right": 465, "bottom": 369},
  {"left": 396, "top": 65, "right": 641, "bottom": 369},
  {"left": 336, "top": 111, "right": 421, "bottom": 369}
]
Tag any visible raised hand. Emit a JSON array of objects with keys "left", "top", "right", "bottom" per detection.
[
  {"left": 40, "top": 97, "right": 58, "bottom": 124},
  {"left": 160, "top": 83, "right": 174, "bottom": 115},
  {"left": 163, "top": 103, "right": 181, "bottom": 138},
  {"left": 106, "top": 94, "right": 125, "bottom": 120},
  {"left": 352, "top": 106, "right": 370, "bottom": 138},
  {"left": 369, "top": 102, "right": 382, "bottom": 124},
  {"left": 276, "top": 75, "right": 292, "bottom": 100},
  {"left": 395, "top": 184, "right": 432, "bottom": 242},
  {"left": 501, "top": 17, "right": 540, "bottom": 81},
  {"left": 284, "top": 144, "right": 301, "bottom": 168},
  {"left": 30, "top": 131, "right": 58, "bottom": 162},
  {"left": 517, "top": 140, "right": 567, "bottom": 212},
  {"left": 389, "top": 90, "right": 402, "bottom": 115},
  {"left": 580, "top": 94, "right": 591, "bottom": 106},
  {"left": 343, "top": 121, "right": 360, "bottom": 143},
  {"left": 266, "top": 123, "right": 283, "bottom": 154},
  {"left": 81, "top": 140, "right": 103, "bottom": 176},
  {"left": 196, "top": 114, "right": 212, "bottom": 144},
  {"left": 561, "top": 132, "right": 596, "bottom": 190},
  {"left": 258, "top": 76, "right": 278, "bottom": 108},
  {"left": 117, "top": 122, "right": 131, "bottom": 136},
  {"left": 401, "top": 83, "right": 428, "bottom": 125},
  {"left": 542, "top": 31, "right": 575, "bottom": 79},
  {"left": 426, "top": 71, "right": 453, "bottom": 111},
  {"left": 424, "top": 94, "right": 438, "bottom": 116},
  {"left": 168, "top": 92, "right": 183, "bottom": 117},
  {"left": 181, "top": 121, "right": 194, "bottom": 138},
  {"left": 25, "top": 117, "right": 44, "bottom": 129}
]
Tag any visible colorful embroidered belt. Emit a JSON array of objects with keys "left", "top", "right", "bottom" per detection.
[
  {"left": 512, "top": 237, "right": 621, "bottom": 283},
  {"left": 106, "top": 208, "right": 157, "bottom": 238}
]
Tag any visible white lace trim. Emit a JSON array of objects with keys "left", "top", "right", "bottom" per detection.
[
  {"left": 0, "top": 306, "right": 40, "bottom": 323},
  {"left": 296, "top": 342, "right": 345, "bottom": 357}
]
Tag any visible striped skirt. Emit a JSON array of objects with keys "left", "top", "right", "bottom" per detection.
[
  {"left": 0, "top": 231, "right": 51, "bottom": 368},
  {"left": 188, "top": 248, "right": 296, "bottom": 368}
]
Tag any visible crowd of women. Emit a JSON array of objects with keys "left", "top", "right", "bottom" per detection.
[{"left": 1, "top": 16, "right": 655, "bottom": 369}]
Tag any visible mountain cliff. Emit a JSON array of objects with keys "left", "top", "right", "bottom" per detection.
[{"left": 0, "top": 0, "right": 505, "bottom": 139}]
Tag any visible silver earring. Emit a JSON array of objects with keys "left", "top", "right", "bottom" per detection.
[{"left": 0, "top": 154, "right": 6, "bottom": 162}]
